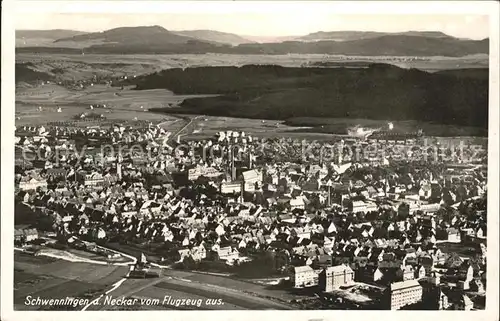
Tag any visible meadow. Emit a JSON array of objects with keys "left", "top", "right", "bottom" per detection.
[
  {"left": 16, "top": 53, "right": 488, "bottom": 75},
  {"left": 14, "top": 252, "right": 128, "bottom": 310},
  {"left": 15, "top": 53, "right": 489, "bottom": 138},
  {"left": 15, "top": 83, "right": 209, "bottom": 127}
]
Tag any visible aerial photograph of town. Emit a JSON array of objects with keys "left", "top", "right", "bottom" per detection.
[{"left": 10, "top": 7, "right": 493, "bottom": 312}]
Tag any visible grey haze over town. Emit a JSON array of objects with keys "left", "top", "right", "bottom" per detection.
[{"left": 13, "top": 11, "right": 489, "bottom": 312}]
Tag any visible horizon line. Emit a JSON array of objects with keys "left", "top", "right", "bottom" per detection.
[{"left": 15, "top": 26, "right": 490, "bottom": 41}]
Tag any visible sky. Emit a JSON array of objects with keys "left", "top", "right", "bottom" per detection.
[{"left": 14, "top": 6, "right": 490, "bottom": 40}]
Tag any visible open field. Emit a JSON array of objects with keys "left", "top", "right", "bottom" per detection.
[
  {"left": 178, "top": 115, "right": 490, "bottom": 142},
  {"left": 14, "top": 83, "right": 489, "bottom": 142},
  {"left": 16, "top": 38, "right": 109, "bottom": 49},
  {"left": 15, "top": 83, "right": 490, "bottom": 141},
  {"left": 15, "top": 102, "right": 179, "bottom": 128},
  {"left": 131, "top": 285, "right": 243, "bottom": 310},
  {"left": 16, "top": 83, "right": 207, "bottom": 109},
  {"left": 15, "top": 253, "right": 128, "bottom": 282},
  {"left": 14, "top": 252, "right": 128, "bottom": 310},
  {"left": 15, "top": 53, "right": 488, "bottom": 137},
  {"left": 14, "top": 82, "right": 310, "bottom": 135},
  {"left": 86, "top": 269, "right": 297, "bottom": 311},
  {"left": 154, "top": 279, "right": 281, "bottom": 309},
  {"left": 16, "top": 57, "right": 161, "bottom": 84},
  {"left": 181, "top": 115, "right": 314, "bottom": 140},
  {"left": 284, "top": 117, "right": 489, "bottom": 138},
  {"left": 16, "top": 53, "right": 488, "bottom": 73},
  {"left": 33, "top": 247, "right": 132, "bottom": 264},
  {"left": 15, "top": 83, "right": 210, "bottom": 128},
  {"left": 15, "top": 54, "right": 489, "bottom": 143}
]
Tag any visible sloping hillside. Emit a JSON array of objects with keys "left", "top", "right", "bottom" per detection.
[
  {"left": 54, "top": 26, "right": 203, "bottom": 45},
  {"left": 16, "top": 29, "right": 89, "bottom": 47},
  {"left": 298, "top": 30, "right": 455, "bottom": 42},
  {"left": 16, "top": 63, "right": 54, "bottom": 83},
  {"left": 127, "top": 64, "right": 488, "bottom": 128},
  {"left": 172, "top": 30, "right": 254, "bottom": 45},
  {"left": 17, "top": 29, "right": 88, "bottom": 40},
  {"left": 233, "top": 36, "right": 488, "bottom": 57},
  {"left": 17, "top": 26, "right": 488, "bottom": 56}
]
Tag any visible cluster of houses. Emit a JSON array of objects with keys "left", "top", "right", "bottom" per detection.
[
  {"left": 14, "top": 228, "right": 39, "bottom": 244},
  {"left": 14, "top": 124, "right": 488, "bottom": 310}
]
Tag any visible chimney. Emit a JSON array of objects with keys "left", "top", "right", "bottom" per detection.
[
  {"left": 117, "top": 162, "right": 122, "bottom": 180},
  {"left": 231, "top": 151, "right": 236, "bottom": 181},
  {"left": 240, "top": 180, "right": 244, "bottom": 203},
  {"left": 328, "top": 185, "right": 331, "bottom": 207}
]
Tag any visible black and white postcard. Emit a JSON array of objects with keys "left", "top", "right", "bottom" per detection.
[{"left": 1, "top": 1, "right": 499, "bottom": 321}]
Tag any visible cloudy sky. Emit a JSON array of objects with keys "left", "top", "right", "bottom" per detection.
[{"left": 14, "top": 2, "right": 490, "bottom": 40}]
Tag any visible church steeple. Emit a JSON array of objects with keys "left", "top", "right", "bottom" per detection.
[{"left": 116, "top": 157, "right": 122, "bottom": 180}]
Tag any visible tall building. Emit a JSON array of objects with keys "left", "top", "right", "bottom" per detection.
[
  {"left": 230, "top": 150, "right": 236, "bottom": 181},
  {"left": 388, "top": 279, "right": 423, "bottom": 310},
  {"left": 291, "top": 266, "right": 319, "bottom": 288},
  {"left": 242, "top": 169, "right": 263, "bottom": 192},
  {"left": 248, "top": 150, "right": 253, "bottom": 169},
  {"left": 319, "top": 264, "right": 355, "bottom": 292}
]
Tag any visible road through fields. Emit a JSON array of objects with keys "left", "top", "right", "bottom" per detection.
[{"left": 85, "top": 274, "right": 293, "bottom": 310}]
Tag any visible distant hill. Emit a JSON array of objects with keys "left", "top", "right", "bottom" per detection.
[
  {"left": 54, "top": 25, "right": 204, "bottom": 45},
  {"left": 240, "top": 35, "right": 301, "bottom": 43},
  {"left": 298, "top": 30, "right": 455, "bottom": 42},
  {"left": 17, "top": 29, "right": 88, "bottom": 40},
  {"left": 299, "top": 31, "right": 386, "bottom": 42},
  {"left": 172, "top": 30, "right": 254, "bottom": 45},
  {"left": 129, "top": 64, "right": 488, "bottom": 129},
  {"left": 16, "top": 29, "right": 89, "bottom": 47},
  {"left": 398, "top": 31, "right": 456, "bottom": 38},
  {"left": 16, "top": 26, "right": 488, "bottom": 57},
  {"left": 232, "top": 36, "right": 488, "bottom": 57}
]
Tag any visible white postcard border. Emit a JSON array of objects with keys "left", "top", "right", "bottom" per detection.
[{"left": 2, "top": 1, "right": 499, "bottom": 321}]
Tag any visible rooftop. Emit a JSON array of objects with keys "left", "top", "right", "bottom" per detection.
[
  {"left": 390, "top": 279, "right": 421, "bottom": 291},
  {"left": 294, "top": 265, "right": 314, "bottom": 273}
]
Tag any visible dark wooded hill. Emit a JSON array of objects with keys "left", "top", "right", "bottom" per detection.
[{"left": 128, "top": 64, "right": 488, "bottom": 128}]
